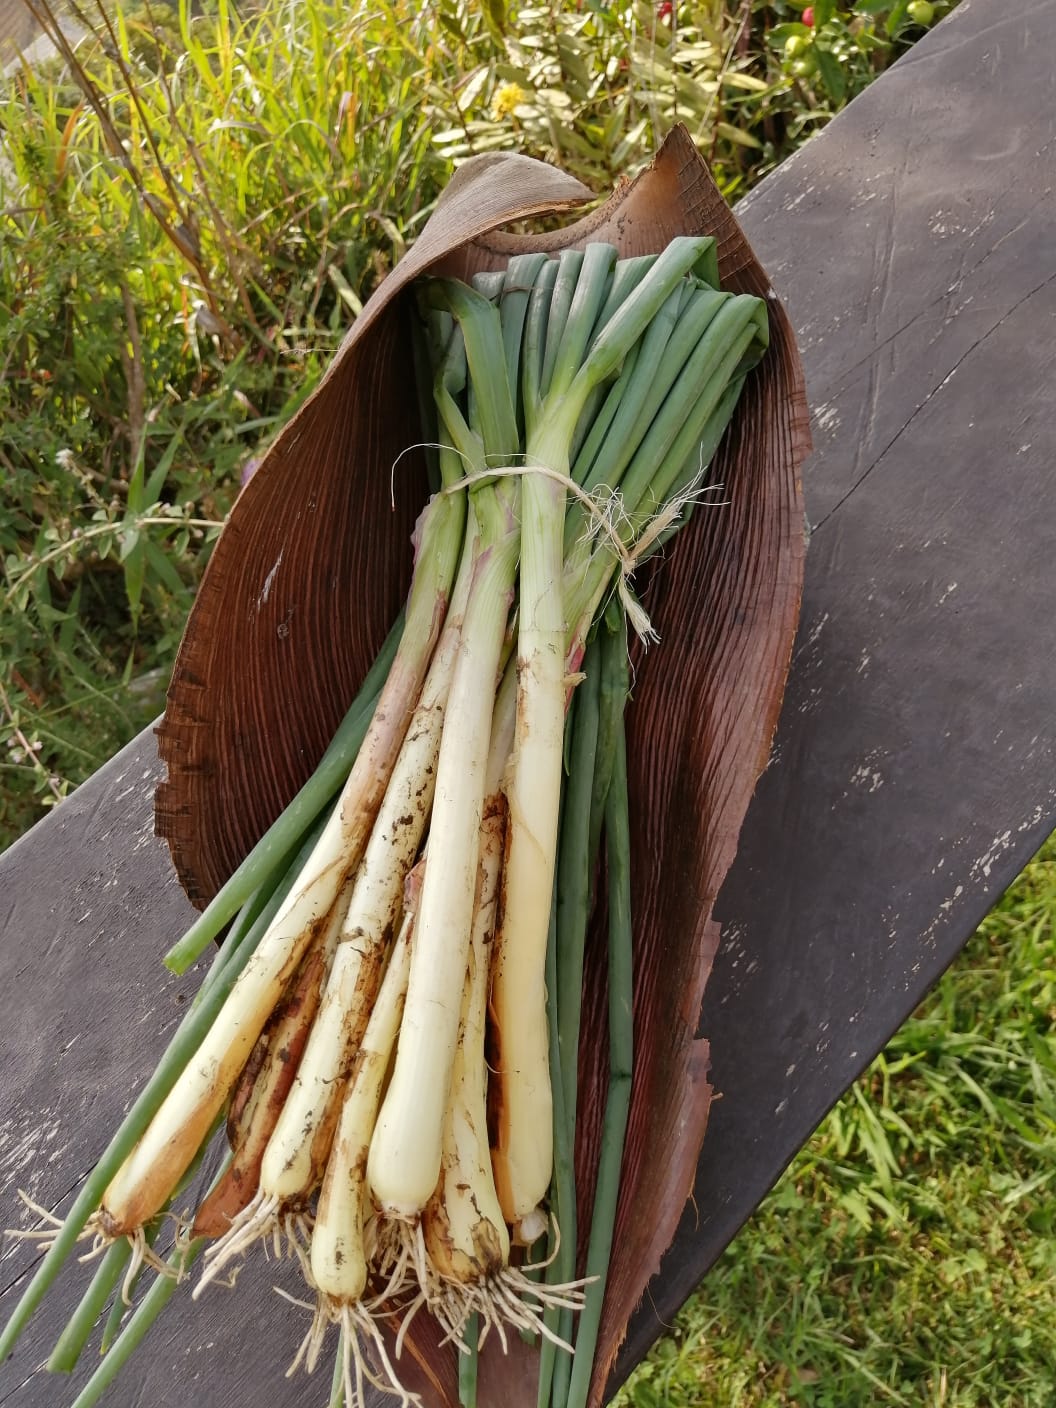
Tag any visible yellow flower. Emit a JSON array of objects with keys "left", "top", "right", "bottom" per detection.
[{"left": 491, "top": 81, "right": 529, "bottom": 121}]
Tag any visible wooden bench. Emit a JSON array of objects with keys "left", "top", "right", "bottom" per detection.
[{"left": 3, "top": 0, "right": 1054, "bottom": 1400}]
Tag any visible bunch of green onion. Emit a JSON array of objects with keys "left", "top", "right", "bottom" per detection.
[{"left": 0, "top": 237, "right": 767, "bottom": 1408}]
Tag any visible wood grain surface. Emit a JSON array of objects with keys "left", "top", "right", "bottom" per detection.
[{"left": 2, "top": 0, "right": 1054, "bottom": 1403}]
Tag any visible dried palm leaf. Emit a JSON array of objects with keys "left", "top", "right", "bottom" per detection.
[{"left": 156, "top": 123, "right": 809, "bottom": 1406}]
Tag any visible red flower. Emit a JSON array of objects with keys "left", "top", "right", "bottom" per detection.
[
  {"left": 802, "top": 5, "right": 815, "bottom": 24},
  {"left": 657, "top": 0, "right": 673, "bottom": 19}
]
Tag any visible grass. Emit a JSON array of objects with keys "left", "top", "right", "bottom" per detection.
[{"left": 615, "top": 839, "right": 1056, "bottom": 1407}]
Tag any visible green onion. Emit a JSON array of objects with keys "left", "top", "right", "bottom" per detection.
[
  {"left": 458, "top": 1313, "right": 480, "bottom": 1408},
  {"left": 329, "top": 1331, "right": 347, "bottom": 1408},
  {"left": 7, "top": 234, "right": 769, "bottom": 1408},
  {"left": 69, "top": 1238, "right": 206, "bottom": 1408},
  {"left": 536, "top": 894, "right": 570, "bottom": 1408},
  {"left": 46, "top": 1237, "right": 132, "bottom": 1373},
  {"left": 566, "top": 610, "right": 633, "bottom": 1408}
]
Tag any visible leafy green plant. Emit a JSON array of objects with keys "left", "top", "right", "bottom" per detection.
[
  {"left": 0, "top": 0, "right": 957, "bottom": 849},
  {"left": 769, "top": 1, "right": 954, "bottom": 110}
]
